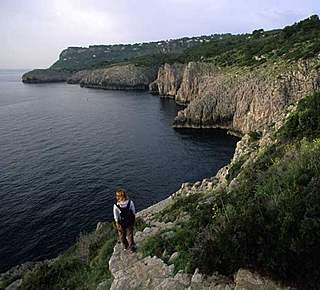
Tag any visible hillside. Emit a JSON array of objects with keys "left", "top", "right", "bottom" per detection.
[
  {"left": 50, "top": 35, "right": 220, "bottom": 71},
  {"left": 23, "top": 15, "right": 320, "bottom": 83}
]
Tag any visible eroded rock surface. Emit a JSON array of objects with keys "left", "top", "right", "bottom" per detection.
[
  {"left": 150, "top": 59, "right": 320, "bottom": 134},
  {"left": 79, "top": 64, "right": 158, "bottom": 90},
  {"left": 174, "top": 60, "right": 320, "bottom": 134},
  {"left": 149, "top": 63, "right": 185, "bottom": 97},
  {"left": 22, "top": 69, "right": 72, "bottom": 83}
]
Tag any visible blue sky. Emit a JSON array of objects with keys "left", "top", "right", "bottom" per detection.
[{"left": 0, "top": 0, "right": 319, "bottom": 69}]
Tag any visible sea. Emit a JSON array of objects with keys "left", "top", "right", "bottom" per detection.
[{"left": 0, "top": 69, "right": 238, "bottom": 272}]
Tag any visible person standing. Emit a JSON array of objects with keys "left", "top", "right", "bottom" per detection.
[{"left": 113, "top": 189, "right": 136, "bottom": 252}]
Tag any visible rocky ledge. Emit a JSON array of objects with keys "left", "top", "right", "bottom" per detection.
[
  {"left": 22, "top": 69, "right": 72, "bottom": 83},
  {"left": 22, "top": 64, "right": 158, "bottom": 91},
  {"left": 78, "top": 64, "right": 158, "bottom": 91}
]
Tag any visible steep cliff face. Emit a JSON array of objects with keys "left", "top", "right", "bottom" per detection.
[
  {"left": 79, "top": 64, "right": 158, "bottom": 90},
  {"left": 175, "top": 62, "right": 215, "bottom": 104},
  {"left": 22, "top": 69, "right": 72, "bottom": 83},
  {"left": 149, "top": 63, "right": 185, "bottom": 97},
  {"left": 151, "top": 59, "right": 320, "bottom": 134}
]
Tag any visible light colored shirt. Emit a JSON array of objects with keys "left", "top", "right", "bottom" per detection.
[{"left": 113, "top": 199, "right": 136, "bottom": 222}]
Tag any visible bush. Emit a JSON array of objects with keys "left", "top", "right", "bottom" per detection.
[
  {"left": 141, "top": 196, "right": 213, "bottom": 273},
  {"left": 279, "top": 92, "right": 320, "bottom": 141}
]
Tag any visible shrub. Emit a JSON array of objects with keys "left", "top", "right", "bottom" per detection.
[
  {"left": 190, "top": 138, "right": 320, "bottom": 289},
  {"left": 141, "top": 196, "right": 213, "bottom": 273},
  {"left": 279, "top": 92, "right": 320, "bottom": 141}
]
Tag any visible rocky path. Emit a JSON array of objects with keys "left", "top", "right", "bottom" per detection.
[{"left": 105, "top": 195, "right": 233, "bottom": 290}]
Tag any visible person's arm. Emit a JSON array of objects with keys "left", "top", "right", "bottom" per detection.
[
  {"left": 113, "top": 204, "right": 120, "bottom": 223},
  {"left": 130, "top": 200, "right": 136, "bottom": 215}
]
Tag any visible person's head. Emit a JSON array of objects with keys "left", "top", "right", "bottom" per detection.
[{"left": 115, "top": 189, "right": 127, "bottom": 202}]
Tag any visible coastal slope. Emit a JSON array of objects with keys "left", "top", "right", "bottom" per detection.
[{"left": 6, "top": 14, "right": 320, "bottom": 290}]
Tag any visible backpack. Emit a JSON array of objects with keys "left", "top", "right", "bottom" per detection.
[{"left": 115, "top": 200, "right": 135, "bottom": 228}]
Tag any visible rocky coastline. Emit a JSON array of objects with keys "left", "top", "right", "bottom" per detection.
[
  {"left": 22, "top": 69, "right": 72, "bottom": 83},
  {"left": 23, "top": 64, "right": 159, "bottom": 91},
  {"left": 17, "top": 47, "right": 320, "bottom": 290},
  {"left": 22, "top": 57, "right": 320, "bottom": 136},
  {"left": 151, "top": 59, "right": 320, "bottom": 134}
]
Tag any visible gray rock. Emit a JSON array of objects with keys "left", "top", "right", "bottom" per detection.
[
  {"left": 171, "top": 59, "right": 320, "bottom": 134},
  {"left": 5, "top": 279, "right": 22, "bottom": 290},
  {"left": 234, "top": 269, "right": 292, "bottom": 290},
  {"left": 168, "top": 252, "right": 180, "bottom": 264},
  {"left": 22, "top": 69, "right": 71, "bottom": 83},
  {"left": 149, "top": 63, "right": 186, "bottom": 96},
  {"left": 191, "top": 268, "right": 204, "bottom": 283},
  {"left": 80, "top": 64, "right": 158, "bottom": 91}
]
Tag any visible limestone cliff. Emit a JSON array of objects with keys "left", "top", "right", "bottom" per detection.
[
  {"left": 151, "top": 59, "right": 320, "bottom": 134},
  {"left": 66, "top": 70, "right": 91, "bottom": 84},
  {"left": 78, "top": 64, "right": 158, "bottom": 90},
  {"left": 149, "top": 63, "right": 185, "bottom": 97},
  {"left": 22, "top": 69, "right": 72, "bottom": 83},
  {"left": 23, "top": 64, "right": 158, "bottom": 91}
]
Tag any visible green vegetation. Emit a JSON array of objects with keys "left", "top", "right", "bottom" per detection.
[
  {"left": 140, "top": 92, "right": 320, "bottom": 289},
  {"left": 17, "top": 217, "right": 148, "bottom": 290},
  {"left": 141, "top": 193, "right": 212, "bottom": 273},
  {"left": 183, "top": 15, "right": 320, "bottom": 67},
  {"left": 154, "top": 193, "right": 203, "bottom": 223},
  {"left": 135, "top": 217, "right": 150, "bottom": 232},
  {"left": 279, "top": 92, "right": 320, "bottom": 141},
  {"left": 50, "top": 15, "right": 320, "bottom": 72},
  {"left": 19, "top": 222, "right": 117, "bottom": 290},
  {"left": 226, "top": 154, "right": 248, "bottom": 182}
]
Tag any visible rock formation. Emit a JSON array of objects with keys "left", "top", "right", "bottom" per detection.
[
  {"left": 150, "top": 59, "right": 320, "bottom": 134},
  {"left": 66, "top": 70, "right": 91, "bottom": 84},
  {"left": 23, "top": 64, "right": 158, "bottom": 91},
  {"left": 78, "top": 64, "right": 158, "bottom": 91},
  {"left": 22, "top": 58, "right": 320, "bottom": 136},
  {"left": 22, "top": 69, "right": 72, "bottom": 83},
  {"left": 149, "top": 63, "right": 185, "bottom": 97}
]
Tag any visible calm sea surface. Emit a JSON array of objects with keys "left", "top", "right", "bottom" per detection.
[{"left": 0, "top": 70, "right": 238, "bottom": 272}]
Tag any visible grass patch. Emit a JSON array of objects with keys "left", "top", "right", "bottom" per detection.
[
  {"left": 191, "top": 138, "right": 320, "bottom": 288},
  {"left": 226, "top": 154, "right": 248, "bottom": 182},
  {"left": 154, "top": 193, "right": 204, "bottom": 223}
]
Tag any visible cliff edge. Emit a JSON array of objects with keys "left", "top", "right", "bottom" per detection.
[{"left": 150, "top": 59, "right": 320, "bottom": 134}]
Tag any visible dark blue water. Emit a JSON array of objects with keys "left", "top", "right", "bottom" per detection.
[{"left": 0, "top": 70, "right": 238, "bottom": 272}]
